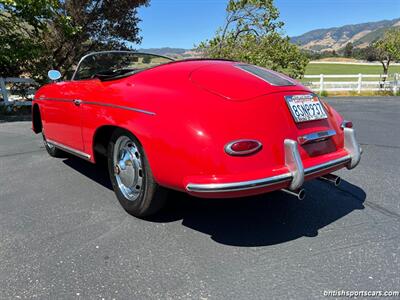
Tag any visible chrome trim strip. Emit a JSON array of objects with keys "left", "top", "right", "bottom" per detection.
[
  {"left": 298, "top": 129, "right": 336, "bottom": 145},
  {"left": 186, "top": 152, "right": 351, "bottom": 193},
  {"left": 46, "top": 139, "right": 91, "bottom": 160},
  {"left": 304, "top": 155, "right": 351, "bottom": 175},
  {"left": 186, "top": 173, "right": 292, "bottom": 193},
  {"left": 83, "top": 101, "right": 156, "bottom": 116},
  {"left": 34, "top": 97, "right": 156, "bottom": 116}
]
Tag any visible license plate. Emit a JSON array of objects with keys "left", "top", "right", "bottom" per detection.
[{"left": 285, "top": 94, "right": 328, "bottom": 123}]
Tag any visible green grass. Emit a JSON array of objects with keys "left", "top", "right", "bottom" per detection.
[
  {"left": 303, "top": 63, "right": 400, "bottom": 82},
  {"left": 306, "top": 63, "right": 400, "bottom": 75}
]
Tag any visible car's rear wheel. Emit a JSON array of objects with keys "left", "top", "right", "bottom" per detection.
[
  {"left": 107, "top": 129, "right": 167, "bottom": 217},
  {"left": 42, "top": 132, "right": 64, "bottom": 157}
]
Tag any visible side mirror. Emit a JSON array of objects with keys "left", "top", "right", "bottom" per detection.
[{"left": 48, "top": 70, "right": 62, "bottom": 81}]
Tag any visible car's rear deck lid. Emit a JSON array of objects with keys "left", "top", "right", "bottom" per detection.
[{"left": 190, "top": 63, "right": 305, "bottom": 101}]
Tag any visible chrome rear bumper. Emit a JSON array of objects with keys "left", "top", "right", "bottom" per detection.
[{"left": 185, "top": 128, "right": 361, "bottom": 194}]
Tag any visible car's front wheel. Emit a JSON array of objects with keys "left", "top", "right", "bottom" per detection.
[{"left": 107, "top": 129, "right": 167, "bottom": 217}]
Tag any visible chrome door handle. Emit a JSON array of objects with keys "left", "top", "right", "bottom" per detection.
[{"left": 73, "top": 99, "right": 82, "bottom": 106}]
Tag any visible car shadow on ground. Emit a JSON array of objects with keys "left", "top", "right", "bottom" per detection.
[
  {"left": 63, "top": 156, "right": 366, "bottom": 247},
  {"left": 63, "top": 156, "right": 113, "bottom": 190}
]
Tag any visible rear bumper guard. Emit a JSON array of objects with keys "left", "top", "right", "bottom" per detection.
[
  {"left": 343, "top": 127, "right": 362, "bottom": 169},
  {"left": 186, "top": 128, "right": 361, "bottom": 193}
]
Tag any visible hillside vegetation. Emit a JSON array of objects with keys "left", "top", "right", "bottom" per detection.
[{"left": 291, "top": 18, "right": 400, "bottom": 52}]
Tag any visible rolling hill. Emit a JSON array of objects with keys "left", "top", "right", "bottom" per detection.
[{"left": 291, "top": 18, "right": 400, "bottom": 52}]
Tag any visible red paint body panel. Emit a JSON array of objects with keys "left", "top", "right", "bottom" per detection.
[{"left": 33, "top": 60, "right": 350, "bottom": 198}]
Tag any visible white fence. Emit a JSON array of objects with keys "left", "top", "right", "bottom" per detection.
[
  {"left": 303, "top": 74, "right": 399, "bottom": 94},
  {"left": 0, "top": 77, "right": 38, "bottom": 106},
  {"left": 1, "top": 74, "right": 399, "bottom": 104}
]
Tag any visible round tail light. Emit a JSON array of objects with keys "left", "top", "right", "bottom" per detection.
[{"left": 225, "top": 139, "right": 262, "bottom": 156}]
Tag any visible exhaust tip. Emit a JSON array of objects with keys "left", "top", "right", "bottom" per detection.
[
  {"left": 298, "top": 188, "right": 306, "bottom": 200},
  {"left": 281, "top": 188, "right": 306, "bottom": 200},
  {"left": 318, "top": 174, "right": 341, "bottom": 187}
]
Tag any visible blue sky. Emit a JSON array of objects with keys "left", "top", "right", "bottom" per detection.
[{"left": 137, "top": 0, "right": 400, "bottom": 49}]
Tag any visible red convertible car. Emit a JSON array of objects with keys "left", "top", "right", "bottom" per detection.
[{"left": 32, "top": 51, "right": 361, "bottom": 217}]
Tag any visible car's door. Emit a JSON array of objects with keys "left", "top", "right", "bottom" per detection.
[{"left": 41, "top": 81, "right": 85, "bottom": 151}]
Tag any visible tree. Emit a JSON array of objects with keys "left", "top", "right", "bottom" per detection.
[
  {"left": 197, "top": 0, "right": 308, "bottom": 78},
  {"left": 343, "top": 42, "right": 353, "bottom": 58},
  {"left": 353, "top": 45, "right": 379, "bottom": 62},
  {"left": 0, "top": 0, "right": 149, "bottom": 82},
  {"left": 373, "top": 28, "right": 400, "bottom": 78},
  {"left": 0, "top": 0, "right": 61, "bottom": 78}
]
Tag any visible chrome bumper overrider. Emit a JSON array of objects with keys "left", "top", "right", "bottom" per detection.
[{"left": 185, "top": 128, "right": 361, "bottom": 193}]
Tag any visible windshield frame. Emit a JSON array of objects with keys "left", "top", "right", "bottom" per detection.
[{"left": 71, "top": 51, "right": 175, "bottom": 81}]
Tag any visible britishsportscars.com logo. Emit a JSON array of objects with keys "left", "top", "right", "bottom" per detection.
[{"left": 323, "top": 290, "right": 399, "bottom": 297}]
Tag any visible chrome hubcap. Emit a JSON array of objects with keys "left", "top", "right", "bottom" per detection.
[{"left": 113, "top": 136, "right": 144, "bottom": 201}]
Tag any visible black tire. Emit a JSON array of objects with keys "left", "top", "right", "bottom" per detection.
[
  {"left": 107, "top": 129, "right": 167, "bottom": 217},
  {"left": 42, "top": 132, "right": 65, "bottom": 157}
]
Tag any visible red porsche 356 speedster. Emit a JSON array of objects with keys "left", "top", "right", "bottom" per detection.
[{"left": 32, "top": 51, "right": 361, "bottom": 217}]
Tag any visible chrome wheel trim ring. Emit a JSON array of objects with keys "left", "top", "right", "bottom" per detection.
[{"left": 113, "top": 136, "right": 144, "bottom": 201}]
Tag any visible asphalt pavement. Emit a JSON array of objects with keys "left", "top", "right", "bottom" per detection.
[{"left": 0, "top": 97, "right": 399, "bottom": 299}]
